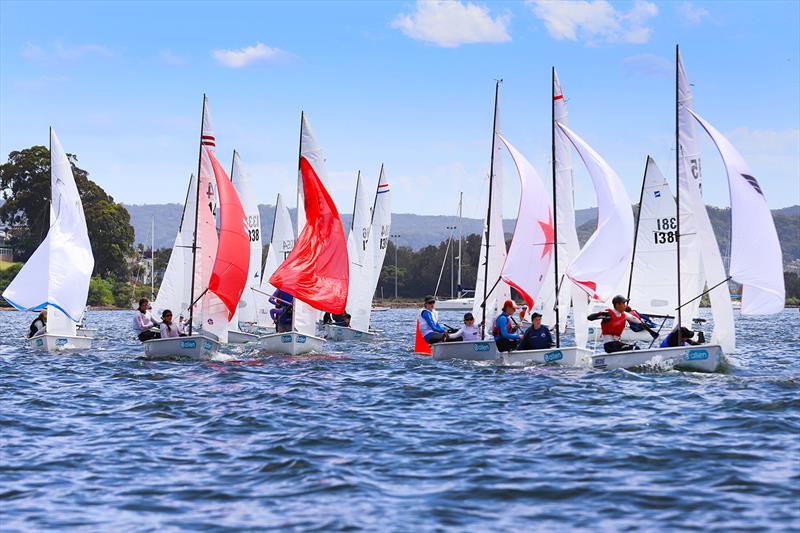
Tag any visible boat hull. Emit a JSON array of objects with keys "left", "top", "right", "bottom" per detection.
[
  {"left": 227, "top": 330, "right": 260, "bottom": 344},
  {"left": 591, "top": 344, "right": 722, "bottom": 373},
  {"left": 143, "top": 335, "right": 221, "bottom": 360},
  {"left": 28, "top": 334, "right": 93, "bottom": 353},
  {"left": 498, "top": 346, "right": 593, "bottom": 368},
  {"left": 431, "top": 339, "right": 497, "bottom": 361},
  {"left": 76, "top": 327, "right": 97, "bottom": 339},
  {"left": 258, "top": 332, "right": 325, "bottom": 355},
  {"left": 322, "top": 325, "right": 377, "bottom": 342}
]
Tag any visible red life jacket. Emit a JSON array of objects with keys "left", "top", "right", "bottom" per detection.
[
  {"left": 600, "top": 308, "right": 627, "bottom": 337},
  {"left": 491, "top": 313, "right": 514, "bottom": 337}
]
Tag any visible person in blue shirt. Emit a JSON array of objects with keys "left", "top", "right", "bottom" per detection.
[
  {"left": 269, "top": 289, "right": 294, "bottom": 333},
  {"left": 493, "top": 299, "right": 523, "bottom": 352},
  {"left": 660, "top": 326, "right": 704, "bottom": 348},
  {"left": 518, "top": 312, "right": 554, "bottom": 350},
  {"left": 418, "top": 295, "right": 450, "bottom": 344}
]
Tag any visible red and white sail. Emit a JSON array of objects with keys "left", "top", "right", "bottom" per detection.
[
  {"left": 690, "top": 110, "right": 784, "bottom": 315},
  {"left": 497, "top": 133, "right": 552, "bottom": 310},
  {"left": 269, "top": 113, "right": 349, "bottom": 333},
  {"left": 557, "top": 122, "right": 634, "bottom": 302}
]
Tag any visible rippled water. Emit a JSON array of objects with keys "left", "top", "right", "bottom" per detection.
[{"left": 1, "top": 308, "right": 798, "bottom": 531}]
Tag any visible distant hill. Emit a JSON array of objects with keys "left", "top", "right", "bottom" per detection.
[{"left": 124, "top": 203, "right": 800, "bottom": 267}]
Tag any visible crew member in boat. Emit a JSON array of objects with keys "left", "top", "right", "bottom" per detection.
[
  {"left": 588, "top": 295, "right": 658, "bottom": 353},
  {"left": 159, "top": 309, "right": 186, "bottom": 338},
  {"left": 448, "top": 312, "right": 480, "bottom": 341},
  {"left": 493, "top": 300, "right": 524, "bottom": 352},
  {"left": 269, "top": 289, "right": 294, "bottom": 333},
  {"left": 28, "top": 309, "right": 47, "bottom": 338},
  {"left": 518, "top": 312, "right": 553, "bottom": 350},
  {"left": 418, "top": 295, "right": 450, "bottom": 344},
  {"left": 133, "top": 298, "right": 160, "bottom": 342},
  {"left": 625, "top": 305, "right": 657, "bottom": 332},
  {"left": 660, "top": 326, "right": 705, "bottom": 348}
]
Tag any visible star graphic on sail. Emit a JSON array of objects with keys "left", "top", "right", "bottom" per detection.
[{"left": 538, "top": 211, "right": 555, "bottom": 259}]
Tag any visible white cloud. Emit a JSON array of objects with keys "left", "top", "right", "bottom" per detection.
[
  {"left": 212, "top": 42, "right": 288, "bottom": 68},
  {"left": 622, "top": 53, "right": 672, "bottom": 77},
  {"left": 159, "top": 49, "right": 187, "bottom": 66},
  {"left": 22, "top": 42, "right": 113, "bottom": 61},
  {"left": 725, "top": 127, "right": 800, "bottom": 156},
  {"left": 676, "top": 2, "right": 709, "bottom": 25},
  {"left": 391, "top": 0, "right": 511, "bottom": 48},
  {"left": 529, "top": 0, "right": 658, "bottom": 45}
]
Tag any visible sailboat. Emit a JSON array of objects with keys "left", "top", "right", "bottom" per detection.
[
  {"left": 431, "top": 81, "right": 509, "bottom": 361},
  {"left": 2, "top": 128, "right": 94, "bottom": 352},
  {"left": 227, "top": 150, "right": 263, "bottom": 344},
  {"left": 592, "top": 46, "right": 783, "bottom": 372},
  {"left": 258, "top": 112, "right": 349, "bottom": 355},
  {"left": 254, "top": 193, "right": 294, "bottom": 331},
  {"left": 145, "top": 95, "right": 250, "bottom": 359},
  {"left": 325, "top": 165, "right": 391, "bottom": 342},
  {"left": 436, "top": 192, "right": 475, "bottom": 311}
]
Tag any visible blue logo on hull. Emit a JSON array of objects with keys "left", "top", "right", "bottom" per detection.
[
  {"left": 56, "top": 338, "right": 68, "bottom": 346},
  {"left": 281, "top": 335, "right": 292, "bottom": 343},
  {"left": 181, "top": 340, "right": 197, "bottom": 349},
  {"left": 473, "top": 343, "right": 490, "bottom": 352},
  {"left": 686, "top": 349, "right": 709, "bottom": 361},
  {"left": 544, "top": 350, "right": 563, "bottom": 362}
]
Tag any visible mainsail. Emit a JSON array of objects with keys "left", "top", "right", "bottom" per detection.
[
  {"left": 346, "top": 172, "right": 375, "bottom": 332},
  {"left": 257, "top": 194, "right": 295, "bottom": 327},
  {"left": 690, "top": 110, "right": 785, "bottom": 314},
  {"left": 230, "top": 151, "right": 262, "bottom": 326},
  {"left": 2, "top": 129, "right": 94, "bottom": 335},
  {"left": 369, "top": 165, "right": 391, "bottom": 304},
  {"left": 496, "top": 133, "right": 552, "bottom": 309},
  {"left": 270, "top": 113, "right": 349, "bottom": 326},
  {"left": 557, "top": 122, "right": 634, "bottom": 302}
]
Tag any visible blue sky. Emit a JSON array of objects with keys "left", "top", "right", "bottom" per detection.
[{"left": 1, "top": 0, "right": 798, "bottom": 220}]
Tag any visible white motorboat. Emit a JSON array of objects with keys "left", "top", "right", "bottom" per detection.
[
  {"left": 143, "top": 334, "right": 221, "bottom": 360},
  {"left": 591, "top": 343, "right": 722, "bottom": 373},
  {"left": 435, "top": 297, "right": 474, "bottom": 311}
]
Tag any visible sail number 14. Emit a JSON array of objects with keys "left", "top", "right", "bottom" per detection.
[{"left": 653, "top": 217, "right": 677, "bottom": 244}]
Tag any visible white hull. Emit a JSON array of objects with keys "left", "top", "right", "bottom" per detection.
[
  {"left": 498, "top": 346, "right": 593, "bottom": 368},
  {"left": 258, "top": 331, "right": 325, "bottom": 355},
  {"left": 435, "top": 297, "right": 474, "bottom": 311},
  {"left": 76, "top": 327, "right": 97, "bottom": 338},
  {"left": 591, "top": 343, "right": 722, "bottom": 373},
  {"left": 431, "top": 339, "right": 497, "bottom": 361},
  {"left": 227, "top": 330, "right": 260, "bottom": 344},
  {"left": 322, "top": 324, "right": 377, "bottom": 342},
  {"left": 29, "top": 333, "right": 92, "bottom": 353},
  {"left": 371, "top": 306, "right": 390, "bottom": 312},
  {"left": 143, "top": 334, "right": 221, "bottom": 360}
]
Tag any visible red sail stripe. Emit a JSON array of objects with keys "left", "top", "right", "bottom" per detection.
[
  {"left": 553, "top": 95, "right": 564, "bottom": 100},
  {"left": 269, "top": 156, "right": 349, "bottom": 314},
  {"left": 206, "top": 151, "right": 250, "bottom": 319}
]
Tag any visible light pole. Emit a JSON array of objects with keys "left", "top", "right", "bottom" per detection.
[
  {"left": 391, "top": 234, "right": 401, "bottom": 299},
  {"left": 446, "top": 225, "right": 457, "bottom": 298}
]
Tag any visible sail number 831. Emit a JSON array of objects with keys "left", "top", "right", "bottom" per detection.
[{"left": 653, "top": 217, "right": 677, "bottom": 244}]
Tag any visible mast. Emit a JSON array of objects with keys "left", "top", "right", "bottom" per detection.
[
  {"left": 551, "top": 67, "right": 561, "bottom": 348},
  {"left": 626, "top": 156, "right": 650, "bottom": 301},
  {"left": 481, "top": 80, "right": 500, "bottom": 339},
  {"left": 150, "top": 216, "right": 155, "bottom": 300},
  {"left": 457, "top": 191, "right": 462, "bottom": 297},
  {"left": 188, "top": 94, "right": 206, "bottom": 335},
  {"left": 675, "top": 45, "right": 682, "bottom": 333},
  {"left": 351, "top": 171, "right": 361, "bottom": 232}
]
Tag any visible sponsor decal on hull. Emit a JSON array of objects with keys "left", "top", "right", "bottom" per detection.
[
  {"left": 36, "top": 339, "right": 44, "bottom": 347},
  {"left": 473, "top": 343, "right": 491, "bottom": 352},
  {"left": 544, "top": 350, "right": 563, "bottom": 362},
  {"left": 686, "top": 349, "right": 709, "bottom": 361},
  {"left": 181, "top": 340, "right": 197, "bottom": 349},
  {"left": 56, "top": 338, "right": 68, "bottom": 346},
  {"left": 204, "top": 341, "right": 213, "bottom": 350},
  {"left": 281, "top": 335, "right": 292, "bottom": 343}
]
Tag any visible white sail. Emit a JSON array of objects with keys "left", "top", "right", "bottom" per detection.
[
  {"left": 257, "top": 194, "right": 295, "bottom": 328},
  {"left": 292, "top": 113, "right": 324, "bottom": 336},
  {"left": 369, "top": 165, "right": 391, "bottom": 299},
  {"left": 557, "top": 122, "right": 634, "bottom": 303},
  {"left": 690, "top": 110, "right": 784, "bottom": 314},
  {"left": 472, "top": 90, "right": 509, "bottom": 330},
  {"left": 628, "top": 157, "right": 679, "bottom": 316},
  {"left": 497, "top": 134, "right": 553, "bottom": 309},
  {"left": 230, "top": 151, "right": 262, "bottom": 326},
  {"left": 346, "top": 172, "right": 375, "bottom": 331},
  {"left": 677, "top": 50, "right": 707, "bottom": 326},
  {"left": 153, "top": 174, "right": 196, "bottom": 319},
  {"left": 3, "top": 129, "right": 94, "bottom": 336}
]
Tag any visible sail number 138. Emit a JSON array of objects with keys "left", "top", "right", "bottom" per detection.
[{"left": 653, "top": 217, "right": 677, "bottom": 244}]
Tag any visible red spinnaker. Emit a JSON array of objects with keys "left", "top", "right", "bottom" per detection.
[
  {"left": 207, "top": 151, "right": 250, "bottom": 319},
  {"left": 269, "top": 157, "right": 349, "bottom": 314}
]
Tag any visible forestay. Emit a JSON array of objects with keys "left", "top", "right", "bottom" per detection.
[
  {"left": 557, "top": 122, "right": 634, "bottom": 302},
  {"left": 496, "top": 133, "right": 552, "bottom": 310},
  {"left": 690, "top": 110, "right": 784, "bottom": 314},
  {"left": 2, "top": 129, "right": 94, "bottom": 336}
]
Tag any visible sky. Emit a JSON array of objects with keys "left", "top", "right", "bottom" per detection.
[{"left": 1, "top": 0, "right": 798, "bottom": 220}]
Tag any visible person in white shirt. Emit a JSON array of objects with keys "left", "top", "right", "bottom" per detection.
[
  {"left": 449, "top": 312, "right": 481, "bottom": 342},
  {"left": 159, "top": 309, "right": 185, "bottom": 339},
  {"left": 133, "top": 298, "right": 160, "bottom": 342}
]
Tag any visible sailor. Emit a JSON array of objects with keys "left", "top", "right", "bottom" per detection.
[
  {"left": 159, "top": 309, "right": 186, "bottom": 338},
  {"left": 133, "top": 298, "right": 160, "bottom": 342},
  {"left": 625, "top": 305, "right": 657, "bottom": 332},
  {"left": 493, "top": 299, "right": 523, "bottom": 352},
  {"left": 660, "top": 326, "right": 705, "bottom": 348},
  {"left": 269, "top": 289, "right": 294, "bottom": 333},
  {"left": 448, "top": 312, "right": 480, "bottom": 341},
  {"left": 418, "top": 295, "right": 449, "bottom": 344},
  {"left": 588, "top": 295, "right": 658, "bottom": 353},
  {"left": 518, "top": 312, "right": 554, "bottom": 350},
  {"left": 28, "top": 309, "right": 47, "bottom": 338}
]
